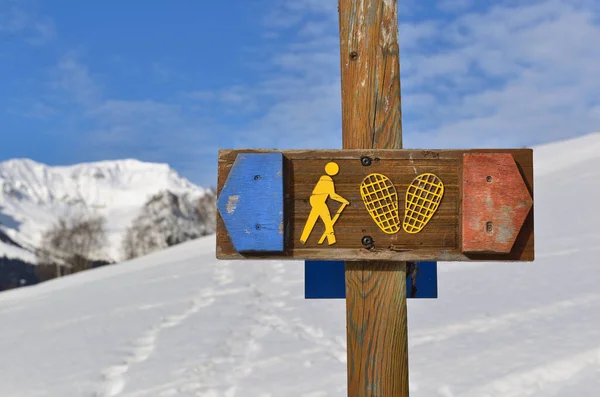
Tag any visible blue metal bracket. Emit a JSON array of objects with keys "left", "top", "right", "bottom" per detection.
[{"left": 304, "top": 260, "right": 438, "bottom": 299}]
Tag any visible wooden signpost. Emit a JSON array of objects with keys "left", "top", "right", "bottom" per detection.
[
  {"left": 216, "top": 149, "right": 533, "bottom": 261},
  {"left": 215, "top": 1, "right": 534, "bottom": 396}
]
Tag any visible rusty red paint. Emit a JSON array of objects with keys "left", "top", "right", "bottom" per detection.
[{"left": 462, "top": 153, "right": 533, "bottom": 254}]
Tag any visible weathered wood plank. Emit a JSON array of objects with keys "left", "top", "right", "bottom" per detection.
[
  {"left": 215, "top": 149, "right": 534, "bottom": 261},
  {"left": 339, "top": 0, "right": 403, "bottom": 150},
  {"left": 345, "top": 261, "right": 407, "bottom": 396},
  {"left": 462, "top": 153, "right": 533, "bottom": 254},
  {"left": 216, "top": 152, "right": 284, "bottom": 253},
  {"left": 339, "top": 1, "right": 408, "bottom": 396}
]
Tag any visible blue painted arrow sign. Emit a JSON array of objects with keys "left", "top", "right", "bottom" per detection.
[
  {"left": 304, "top": 260, "right": 437, "bottom": 299},
  {"left": 216, "top": 152, "right": 284, "bottom": 253}
]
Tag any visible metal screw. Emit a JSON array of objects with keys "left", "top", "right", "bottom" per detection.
[
  {"left": 486, "top": 175, "right": 492, "bottom": 183},
  {"left": 361, "top": 236, "right": 373, "bottom": 246},
  {"left": 254, "top": 175, "right": 261, "bottom": 180},
  {"left": 255, "top": 224, "right": 262, "bottom": 230},
  {"left": 361, "top": 156, "right": 372, "bottom": 166},
  {"left": 350, "top": 51, "right": 358, "bottom": 60},
  {"left": 486, "top": 221, "right": 493, "bottom": 234}
]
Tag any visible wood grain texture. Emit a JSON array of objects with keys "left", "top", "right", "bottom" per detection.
[
  {"left": 345, "top": 261, "right": 408, "bottom": 397},
  {"left": 462, "top": 153, "right": 534, "bottom": 254},
  {"left": 339, "top": 0, "right": 402, "bottom": 150},
  {"left": 339, "top": 0, "right": 408, "bottom": 396},
  {"left": 215, "top": 149, "right": 534, "bottom": 261}
]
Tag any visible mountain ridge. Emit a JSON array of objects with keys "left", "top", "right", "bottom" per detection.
[{"left": 0, "top": 158, "right": 210, "bottom": 263}]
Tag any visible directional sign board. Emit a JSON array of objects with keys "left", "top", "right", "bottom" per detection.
[{"left": 216, "top": 149, "right": 534, "bottom": 262}]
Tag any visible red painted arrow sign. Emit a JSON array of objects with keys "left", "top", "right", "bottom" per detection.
[{"left": 461, "top": 153, "right": 533, "bottom": 254}]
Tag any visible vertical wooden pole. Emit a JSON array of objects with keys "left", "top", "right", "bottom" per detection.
[{"left": 338, "top": 1, "right": 409, "bottom": 396}]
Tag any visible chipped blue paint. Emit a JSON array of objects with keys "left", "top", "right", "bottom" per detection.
[
  {"left": 217, "top": 152, "right": 284, "bottom": 253},
  {"left": 304, "top": 260, "right": 438, "bottom": 299}
]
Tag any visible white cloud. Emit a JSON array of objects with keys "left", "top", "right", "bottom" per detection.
[
  {"left": 400, "top": 0, "right": 600, "bottom": 147},
  {"left": 44, "top": 53, "right": 220, "bottom": 183},
  {"left": 437, "top": 0, "right": 473, "bottom": 13},
  {"left": 0, "top": 3, "right": 56, "bottom": 44},
  {"left": 217, "top": 0, "right": 600, "bottom": 152},
  {"left": 54, "top": 52, "right": 102, "bottom": 107},
  {"left": 398, "top": 21, "right": 439, "bottom": 49},
  {"left": 206, "top": 0, "right": 343, "bottom": 149},
  {"left": 185, "top": 91, "right": 216, "bottom": 101}
]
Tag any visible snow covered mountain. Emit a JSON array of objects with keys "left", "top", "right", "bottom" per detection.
[
  {"left": 121, "top": 189, "right": 216, "bottom": 260},
  {"left": 0, "top": 158, "right": 209, "bottom": 263},
  {"left": 0, "top": 133, "right": 599, "bottom": 396}
]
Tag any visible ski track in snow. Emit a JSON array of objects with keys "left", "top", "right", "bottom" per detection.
[
  {"left": 126, "top": 262, "right": 270, "bottom": 397},
  {"left": 94, "top": 259, "right": 235, "bottom": 397},
  {"left": 410, "top": 293, "right": 600, "bottom": 347},
  {"left": 95, "top": 291, "right": 216, "bottom": 397},
  {"left": 124, "top": 260, "right": 345, "bottom": 397},
  {"left": 459, "top": 346, "right": 600, "bottom": 397},
  {"left": 97, "top": 259, "right": 265, "bottom": 397}
]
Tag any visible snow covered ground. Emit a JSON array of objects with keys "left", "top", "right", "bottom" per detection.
[{"left": 1, "top": 134, "right": 599, "bottom": 396}]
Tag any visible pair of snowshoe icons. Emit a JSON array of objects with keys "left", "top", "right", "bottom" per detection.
[
  {"left": 360, "top": 172, "right": 444, "bottom": 235},
  {"left": 299, "top": 161, "right": 445, "bottom": 246}
]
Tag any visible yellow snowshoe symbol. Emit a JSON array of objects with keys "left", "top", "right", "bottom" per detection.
[
  {"left": 360, "top": 173, "right": 401, "bottom": 234},
  {"left": 403, "top": 173, "right": 444, "bottom": 234}
]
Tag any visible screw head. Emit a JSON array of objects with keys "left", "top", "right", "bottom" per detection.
[
  {"left": 486, "top": 175, "right": 492, "bottom": 183},
  {"left": 360, "top": 156, "right": 372, "bottom": 166},
  {"left": 255, "top": 224, "right": 262, "bottom": 230},
  {"left": 254, "top": 175, "right": 261, "bottom": 180},
  {"left": 350, "top": 51, "right": 358, "bottom": 60},
  {"left": 361, "top": 236, "right": 373, "bottom": 246}
]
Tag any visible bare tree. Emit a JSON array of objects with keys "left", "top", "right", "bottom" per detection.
[
  {"left": 121, "top": 222, "right": 160, "bottom": 261},
  {"left": 121, "top": 188, "right": 217, "bottom": 261},
  {"left": 36, "top": 214, "right": 108, "bottom": 276},
  {"left": 121, "top": 225, "right": 137, "bottom": 261},
  {"left": 195, "top": 187, "right": 217, "bottom": 234}
]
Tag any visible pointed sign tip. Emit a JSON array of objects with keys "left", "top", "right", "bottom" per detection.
[
  {"left": 217, "top": 152, "right": 284, "bottom": 253},
  {"left": 462, "top": 153, "right": 533, "bottom": 254}
]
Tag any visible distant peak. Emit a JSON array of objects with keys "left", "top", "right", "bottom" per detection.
[
  {"left": 0, "top": 157, "right": 172, "bottom": 170},
  {"left": 74, "top": 158, "right": 169, "bottom": 168},
  {"left": 0, "top": 158, "right": 45, "bottom": 167}
]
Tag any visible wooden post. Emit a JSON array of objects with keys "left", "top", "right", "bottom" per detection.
[
  {"left": 338, "top": 1, "right": 409, "bottom": 396},
  {"left": 216, "top": 1, "right": 535, "bottom": 394}
]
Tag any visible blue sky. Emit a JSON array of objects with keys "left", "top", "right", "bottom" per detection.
[{"left": 1, "top": 0, "right": 600, "bottom": 187}]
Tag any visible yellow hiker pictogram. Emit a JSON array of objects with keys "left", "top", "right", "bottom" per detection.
[
  {"left": 300, "top": 162, "right": 349, "bottom": 245},
  {"left": 360, "top": 173, "right": 401, "bottom": 234},
  {"left": 403, "top": 173, "right": 444, "bottom": 234}
]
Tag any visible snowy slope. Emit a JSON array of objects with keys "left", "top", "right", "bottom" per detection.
[
  {"left": 1, "top": 133, "right": 600, "bottom": 396},
  {"left": 0, "top": 159, "right": 207, "bottom": 262}
]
